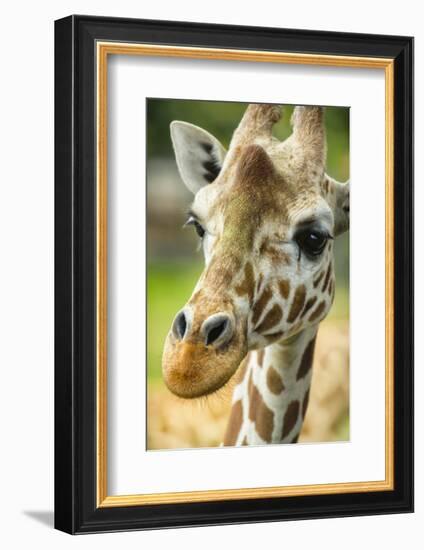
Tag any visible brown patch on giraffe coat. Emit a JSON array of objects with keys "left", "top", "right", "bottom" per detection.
[
  {"left": 278, "top": 279, "right": 290, "bottom": 300},
  {"left": 313, "top": 270, "right": 325, "bottom": 288},
  {"left": 251, "top": 286, "right": 273, "bottom": 326},
  {"left": 308, "top": 301, "right": 326, "bottom": 323},
  {"left": 322, "top": 263, "right": 332, "bottom": 293},
  {"left": 266, "top": 366, "right": 285, "bottom": 394},
  {"left": 302, "top": 389, "right": 310, "bottom": 419},
  {"left": 255, "top": 303, "right": 283, "bottom": 333},
  {"left": 296, "top": 338, "right": 316, "bottom": 381},
  {"left": 301, "top": 296, "right": 317, "bottom": 318},
  {"left": 281, "top": 400, "right": 300, "bottom": 440},
  {"left": 223, "top": 399, "right": 243, "bottom": 446},
  {"left": 248, "top": 369, "right": 253, "bottom": 396},
  {"left": 287, "top": 285, "right": 306, "bottom": 323},
  {"left": 260, "top": 240, "right": 291, "bottom": 265},
  {"left": 248, "top": 381, "right": 275, "bottom": 442},
  {"left": 235, "top": 261, "right": 255, "bottom": 305}
]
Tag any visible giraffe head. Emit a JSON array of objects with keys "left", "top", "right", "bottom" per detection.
[{"left": 162, "top": 104, "right": 349, "bottom": 398}]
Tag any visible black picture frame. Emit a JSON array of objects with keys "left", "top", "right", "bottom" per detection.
[{"left": 55, "top": 14, "right": 414, "bottom": 534}]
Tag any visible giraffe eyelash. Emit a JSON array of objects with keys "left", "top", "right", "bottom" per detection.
[{"left": 184, "top": 216, "right": 206, "bottom": 239}]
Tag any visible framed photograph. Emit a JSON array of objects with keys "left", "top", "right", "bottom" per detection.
[{"left": 54, "top": 15, "right": 413, "bottom": 534}]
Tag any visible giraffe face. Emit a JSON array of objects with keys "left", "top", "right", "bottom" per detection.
[{"left": 162, "top": 105, "right": 349, "bottom": 399}]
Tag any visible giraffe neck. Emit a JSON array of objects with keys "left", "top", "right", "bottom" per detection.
[{"left": 223, "top": 325, "right": 318, "bottom": 445}]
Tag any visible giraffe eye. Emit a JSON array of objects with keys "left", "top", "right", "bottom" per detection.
[
  {"left": 185, "top": 216, "right": 205, "bottom": 238},
  {"left": 295, "top": 229, "right": 329, "bottom": 257}
]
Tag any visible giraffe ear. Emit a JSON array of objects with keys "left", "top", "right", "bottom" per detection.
[
  {"left": 333, "top": 180, "right": 350, "bottom": 236},
  {"left": 170, "top": 121, "right": 226, "bottom": 194}
]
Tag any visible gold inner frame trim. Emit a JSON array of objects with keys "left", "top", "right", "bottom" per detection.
[{"left": 96, "top": 42, "right": 395, "bottom": 508}]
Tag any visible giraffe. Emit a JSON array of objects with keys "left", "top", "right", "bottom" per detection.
[{"left": 161, "top": 104, "right": 349, "bottom": 446}]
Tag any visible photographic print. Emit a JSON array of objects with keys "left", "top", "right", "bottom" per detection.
[
  {"left": 147, "top": 99, "right": 350, "bottom": 450},
  {"left": 55, "top": 17, "right": 413, "bottom": 533}
]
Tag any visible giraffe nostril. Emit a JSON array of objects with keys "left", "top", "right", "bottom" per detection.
[
  {"left": 202, "top": 314, "right": 233, "bottom": 347},
  {"left": 206, "top": 320, "right": 228, "bottom": 346},
  {"left": 172, "top": 310, "right": 188, "bottom": 340}
]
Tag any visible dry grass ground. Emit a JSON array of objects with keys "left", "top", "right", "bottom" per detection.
[{"left": 147, "top": 320, "right": 349, "bottom": 450}]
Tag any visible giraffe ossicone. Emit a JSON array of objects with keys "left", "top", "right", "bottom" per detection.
[{"left": 162, "top": 104, "right": 349, "bottom": 446}]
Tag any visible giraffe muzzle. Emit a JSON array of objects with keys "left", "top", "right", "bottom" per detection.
[{"left": 163, "top": 308, "right": 246, "bottom": 399}]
